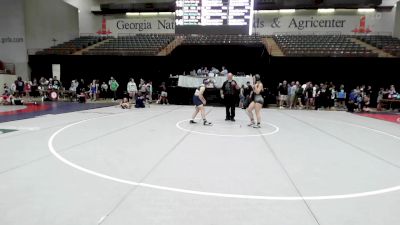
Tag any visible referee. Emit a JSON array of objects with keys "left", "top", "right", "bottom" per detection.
[{"left": 220, "top": 73, "right": 240, "bottom": 121}]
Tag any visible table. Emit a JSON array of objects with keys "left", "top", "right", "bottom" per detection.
[
  {"left": 177, "top": 75, "right": 253, "bottom": 88},
  {"left": 379, "top": 99, "right": 400, "bottom": 110}
]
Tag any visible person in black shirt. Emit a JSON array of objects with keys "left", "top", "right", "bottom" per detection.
[
  {"left": 15, "top": 77, "right": 24, "bottom": 97},
  {"left": 278, "top": 80, "right": 288, "bottom": 109},
  {"left": 243, "top": 81, "right": 253, "bottom": 109},
  {"left": 220, "top": 73, "right": 240, "bottom": 121},
  {"left": 52, "top": 76, "right": 61, "bottom": 90}
]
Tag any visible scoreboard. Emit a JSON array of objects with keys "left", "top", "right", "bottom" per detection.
[{"left": 175, "top": 0, "right": 254, "bottom": 34}]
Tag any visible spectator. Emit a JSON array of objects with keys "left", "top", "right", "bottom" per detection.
[
  {"left": 127, "top": 78, "right": 137, "bottom": 101},
  {"left": 295, "top": 82, "right": 304, "bottom": 109},
  {"left": 89, "top": 80, "right": 99, "bottom": 101},
  {"left": 239, "top": 85, "right": 245, "bottom": 109},
  {"left": 135, "top": 92, "right": 145, "bottom": 108},
  {"left": 24, "top": 80, "right": 31, "bottom": 99},
  {"left": 196, "top": 68, "right": 202, "bottom": 76},
  {"left": 100, "top": 82, "right": 108, "bottom": 100},
  {"left": 1, "top": 90, "right": 13, "bottom": 105},
  {"left": 147, "top": 81, "right": 153, "bottom": 103},
  {"left": 278, "top": 80, "right": 288, "bottom": 109},
  {"left": 377, "top": 87, "right": 384, "bottom": 111},
  {"left": 68, "top": 80, "right": 78, "bottom": 101},
  {"left": 316, "top": 84, "right": 328, "bottom": 110},
  {"left": 3, "top": 83, "right": 10, "bottom": 94},
  {"left": 220, "top": 66, "right": 228, "bottom": 76},
  {"left": 157, "top": 82, "right": 169, "bottom": 105},
  {"left": 329, "top": 85, "right": 336, "bottom": 109},
  {"left": 76, "top": 79, "right": 86, "bottom": 94},
  {"left": 336, "top": 85, "right": 346, "bottom": 109},
  {"left": 109, "top": 77, "right": 119, "bottom": 101},
  {"left": 31, "top": 78, "right": 39, "bottom": 97},
  {"left": 15, "top": 76, "right": 24, "bottom": 97},
  {"left": 10, "top": 81, "right": 16, "bottom": 96},
  {"left": 77, "top": 91, "right": 86, "bottom": 103},
  {"left": 39, "top": 77, "right": 48, "bottom": 96},
  {"left": 52, "top": 76, "right": 61, "bottom": 90},
  {"left": 288, "top": 81, "right": 296, "bottom": 109},
  {"left": 120, "top": 97, "right": 131, "bottom": 109},
  {"left": 388, "top": 85, "right": 397, "bottom": 98},
  {"left": 305, "top": 82, "right": 314, "bottom": 109},
  {"left": 139, "top": 79, "right": 147, "bottom": 97},
  {"left": 347, "top": 89, "right": 358, "bottom": 112}
]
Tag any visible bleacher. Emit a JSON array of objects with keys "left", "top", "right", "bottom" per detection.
[
  {"left": 356, "top": 35, "right": 400, "bottom": 57},
  {"left": 36, "top": 36, "right": 107, "bottom": 55},
  {"left": 182, "top": 35, "right": 263, "bottom": 46},
  {"left": 83, "top": 34, "right": 175, "bottom": 56},
  {"left": 274, "top": 35, "right": 378, "bottom": 57}
]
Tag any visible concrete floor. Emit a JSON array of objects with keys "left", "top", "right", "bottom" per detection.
[{"left": 1, "top": 104, "right": 400, "bottom": 225}]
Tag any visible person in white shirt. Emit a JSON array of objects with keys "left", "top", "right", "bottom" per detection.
[
  {"left": 196, "top": 68, "right": 202, "bottom": 76},
  {"left": 211, "top": 67, "right": 219, "bottom": 75},
  {"left": 220, "top": 66, "right": 228, "bottom": 76},
  {"left": 127, "top": 78, "right": 138, "bottom": 101},
  {"left": 10, "top": 82, "right": 17, "bottom": 95},
  {"left": 69, "top": 80, "right": 79, "bottom": 100},
  {"left": 100, "top": 82, "right": 108, "bottom": 100}
]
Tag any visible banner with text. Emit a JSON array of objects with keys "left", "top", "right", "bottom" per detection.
[
  {"left": 97, "top": 17, "right": 175, "bottom": 35},
  {"left": 94, "top": 12, "right": 394, "bottom": 36},
  {"left": 253, "top": 13, "right": 394, "bottom": 35}
]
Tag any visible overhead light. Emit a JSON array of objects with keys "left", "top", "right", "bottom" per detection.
[
  {"left": 318, "top": 8, "right": 335, "bottom": 13},
  {"left": 158, "top": 12, "right": 173, "bottom": 15},
  {"left": 256, "top": 10, "right": 279, "bottom": 14},
  {"left": 126, "top": 12, "right": 140, "bottom": 16},
  {"left": 140, "top": 12, "right": 158, "bottom": 16},
  {"left": 249, "top": 0, "right": 255, "bottom": 35},
  {"left": 357, "top": 8, "right": 375, "bottom": 12},
  {"left": 279, "top": 9, "right": 296, "bottom": 13}
]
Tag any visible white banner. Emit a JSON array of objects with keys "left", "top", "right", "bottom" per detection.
[
  {"left": 97, "top": 17, "right": 175, "bottom": 36},
  {"left": 93, "top": 11, "right": 394, "bottom": 36},
  {"left": 252, "top": 13, "right": 394, "bottom": 35}
]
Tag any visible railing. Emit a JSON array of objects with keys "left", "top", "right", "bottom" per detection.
[
  {"left": 27, "top": 49, "right": 44, "bottom": 55},
  {"left": 0, "top": 63, "right": 16, "bottom": 75}
]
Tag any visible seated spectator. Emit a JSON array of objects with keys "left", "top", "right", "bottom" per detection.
[
  {"left": 196, "top": 68, "right": 202, "bottom": 76},
  {"left": 1, "top": 90, "right": 13, "bottom": 105},
  {"left": 211, "top": 67, "right": 219, "bottom": 74},
  {"left": 220, "top": 66, "right": 228, "bottom": 76},
  {"left": 77, "top": 91, "right": 86, "bottom": 103},
  {"left": 120, "top": 97, "right": 131, "bottom": 109},
  {"left": 388, "top": 85, "right": 397, "bottom": 99},
  {"left": 12, "top": 95, "right": 24, "bottom": 105},
  {"left": 3, "top": 83, "right": 10, "bottom": 93},
  {"left": 135, "top": 92, "right": 145, "bottom": 108},
  {"left": 347, "top": 89, "right": 359, "bottom": 112},
  {"left": 361, "top": 94, "right": 371, "bottom": 112}
]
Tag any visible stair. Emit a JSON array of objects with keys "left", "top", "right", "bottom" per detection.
[
  {"left": 263, "top": 37, "right": 284, "bottom": 56},
  {"left": 350, "top": 38, "right": 394, "bottom": 58},
  {"left": 74, "top": 39, "right": 111, "bottom": 55},
  {"left": 157, "top": 36, "right": 185, "bottom": 56}
]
